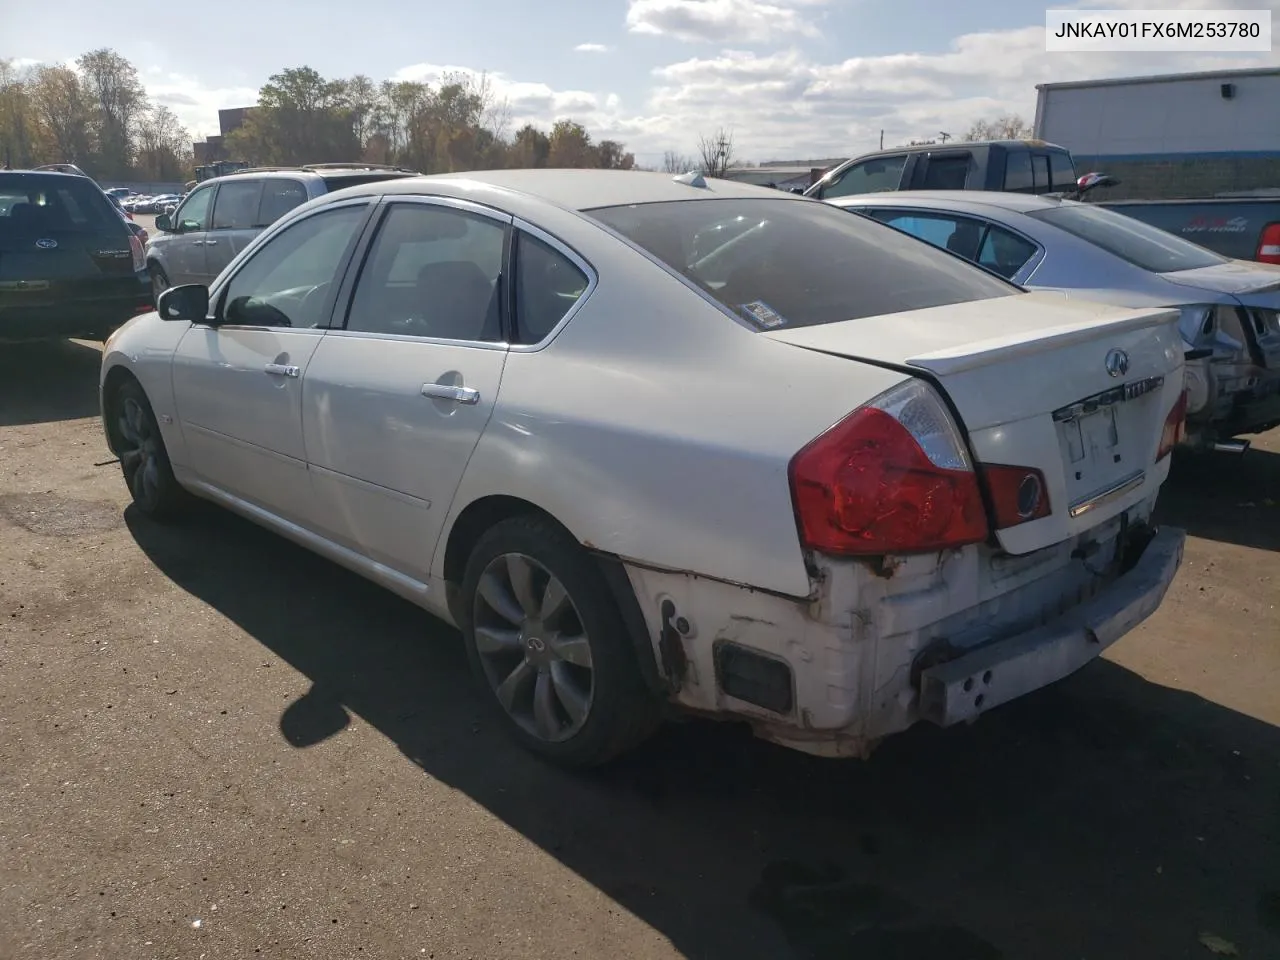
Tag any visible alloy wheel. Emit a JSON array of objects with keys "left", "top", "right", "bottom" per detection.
[
  {"left": 117, "top": 396, "right": 162, "bottom": 511},
  {"left": 472, "top": 552, "right": 595, "bottom": 743}
]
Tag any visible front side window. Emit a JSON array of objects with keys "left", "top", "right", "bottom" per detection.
[
  {"left": 345, "top": 202, "right": 507, "bottom": 342},
  {"left": 218, "top": 204, "right": 368, "bottom": 328},
  {"left": 587, "top": 198, "right": 1017, "bottom": 330},
  {"left": 514, "top": 232, "right": 590, "bottom": 344},
  {"left": 211, "top": 180, "right": 262, "bottom": 230},
  {"left": 821, "top": 155, "right": 907, "bottom": 199},
  {"left": 174, "top": 185, "right": 213, "bottom": 232},
  {"left": 1027, "top": 203, "right": 1227, "bottom": 273}
]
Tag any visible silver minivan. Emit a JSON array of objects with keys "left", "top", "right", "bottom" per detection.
[{"left": 146, "top": 164, "right": 417, "bottom": 301}]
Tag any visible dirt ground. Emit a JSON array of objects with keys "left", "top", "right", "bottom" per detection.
[{"left": 1, "top": 338, "right": 1278, "bottom": 960}]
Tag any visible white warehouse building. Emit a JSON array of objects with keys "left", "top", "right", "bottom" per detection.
[{"left": 1033, "top": 67, "right": 1280, "bottom": 200}]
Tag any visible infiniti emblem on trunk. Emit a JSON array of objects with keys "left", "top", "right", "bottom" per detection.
[
  {"left": 35, "top": 238, "right": 58, "bottom": 249},
  {"left": 1105, "top": 349, "right": 1129, "bottom": 378}
]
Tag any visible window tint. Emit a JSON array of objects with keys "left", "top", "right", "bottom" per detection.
[
  {"left": 821, "top": 155, "right": 907, "bottom": 199},
  {"left": 211, "top": 180, "right": 262, "bottom": 230},
  {"left": 1049, "top": 151, "right": 1077, "bottom": 192},
  {"left": 976, "top": 226, "right": 1037, "bottom": 279},
  {"left": 587, "top": 198, "right": 1016, "bottom": 330},
  {"left": 515, "top": 232, "right": 590, "bottom": 344},
  {"left": 256, "top": 179, "right": 308, "bottom": 227},
  {"left": 875, "top": 210, "right": 993, "bottom": 260},
  {"left": 345, "top": 202, "right": 506, "bottom": 342},
  {"left": 0, "top": 173, "right": 117, "bottom": 239},
  {"left": 219, "top": 205, "right": 367, "bottom": 328},
  {"left": 919, "top": 156, "right": 969, "bottom": 190},
  {"left": 174, "top": 185, "right": 213, "bottom": 232},
  {"left": 1003, "top": 152, "right": 1034, "bottom": 192},
  {"left": 1027, "top": 203, "right": 1226, "bottom": 273},
  {"left": 1032, "top": 155, "right": 1050, "bottom": 193}
]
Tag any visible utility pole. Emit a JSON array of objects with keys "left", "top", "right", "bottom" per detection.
[
  {"left": 939, "top": 131, "right": 951, "bottom": 143},
  {"left": 879, "top": 129, "right": 884, "bottom": 150}
]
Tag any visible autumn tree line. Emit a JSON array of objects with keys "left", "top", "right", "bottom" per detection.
[{"left": 0, "top": 49, "right": 647, "bottom": 182}]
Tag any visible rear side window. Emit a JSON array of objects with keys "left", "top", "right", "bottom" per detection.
[
  {"left": 0, "top": 173, "right": 118, "bottom": 237},
  {"left": 1027, "top": 203, "right": 1227, "bottom": 273},
  {"left": 257, "top": 180, "right": 308, "bottom": 227},
  {"left": 1049, "top": 152, "right": 1077, "bottom": 192},
  {"left": 821, "top": 155, "right": 907, "bottom": 199},
  {"left": 1003, "top": 153, "right": 1034, "bottom": 192},
  {"left": 919, "top": 156, "right": 969, "bottom": 190},
  {"left": 587, "top": 198, "right": 1017, "bottom": 330},
  {"left": 976, "top": 226, "right": 1037, "bottom": 279},
  {"left": 212, "top": 180, "right": 263, "bottom": 230},
  {"left": 514, "top": 231, "right": 590, "bottom": 344},
  {"left": 1032, "top": 155, "right": 1051, "bottom": 194}
]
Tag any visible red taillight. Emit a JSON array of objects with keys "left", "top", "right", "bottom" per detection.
[
  {"left": 129, "top": 234, "right": 146, "bottom": 273},
  {"left": 789, "top": 380, "right": 989, "bottom": 555},
  {"left": 1256, "top": 222, "right": 1280, "bottom": 264},
  {"left": 1157, "top": 390, "right": 1188, "bottom": 461},
  {"left": 981, "top": 464, "right": 1051, "bottom": 530}
]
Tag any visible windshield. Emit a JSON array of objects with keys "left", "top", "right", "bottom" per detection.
[
  {"left": 586, "top": 198, "right": 1018, "bottom": 329},
  {"left": 1026, "top": 202, "right": 1226, "bottom": 273}
]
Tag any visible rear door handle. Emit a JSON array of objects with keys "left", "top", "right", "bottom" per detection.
[
  {"left": 265, "top": 363, "right": 300, "bottom": 378},
  {"left": 203, "top": 239, "right": 218, "bottom": 245},
  {"left": 421, "top": 383, "right": 480, "bottom": 404}
]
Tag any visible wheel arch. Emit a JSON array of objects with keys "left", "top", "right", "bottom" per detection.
[
  {"left": 440, "top": 493, "right": 671, "bottom": 697},
  {"left": 101, "top": 364, "right": 142, "bottom": 454}
]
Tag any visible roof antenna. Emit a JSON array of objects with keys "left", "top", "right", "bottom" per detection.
[{"left": 672, "top": 170, "right": 708, "bottom": 188}]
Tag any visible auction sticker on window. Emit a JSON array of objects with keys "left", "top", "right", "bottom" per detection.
[{"left": 738, "top": 300, "right": 787, "bottom": 328}]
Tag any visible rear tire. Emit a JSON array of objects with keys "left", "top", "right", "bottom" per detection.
[
  {"left": 460, "top": 515, "right": 661, "bottom": 768},
  {"left": 108, "top": 378, "right": 192, "bottom": 522}
]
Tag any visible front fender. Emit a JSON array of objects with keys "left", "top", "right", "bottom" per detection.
[{"left": 100, "top": 312, "right": 191, "bottom": 466}]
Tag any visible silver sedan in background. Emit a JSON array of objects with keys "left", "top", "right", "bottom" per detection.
[{"left": 829, "top": 191, "right": 1280, "bottom": 452}]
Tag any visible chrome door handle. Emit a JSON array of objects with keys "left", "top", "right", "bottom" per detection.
[
  {"left": 421, "top": 383, "right": 480, "bottom": 404},
  {"left": 265, "top": 363, "right": 300, "bottom": 378},
  {"left": 204, "top": 239, "right": 218, "bottom": 245}
]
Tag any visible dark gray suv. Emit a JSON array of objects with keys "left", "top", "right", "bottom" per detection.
[{"left": 145, "top": 163, "right": 417, "bottom": 301}]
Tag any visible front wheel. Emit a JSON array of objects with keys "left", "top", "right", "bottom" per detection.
[
  {"left": 108, "top": 378, "right": 191, "bottom": 521},
  {"left": 460, "top": 515, "right": 660, "bottom": 767}
]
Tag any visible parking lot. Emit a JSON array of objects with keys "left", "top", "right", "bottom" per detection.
[{"left": 1, "top": 321, "right": 1278, "bottom": 959}]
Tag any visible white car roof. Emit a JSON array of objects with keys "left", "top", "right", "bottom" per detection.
[{"left": 374, "top": 169, "right": 793, "bottom": 211}]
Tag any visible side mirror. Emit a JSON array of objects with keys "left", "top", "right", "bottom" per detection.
[
  {"left": 154, "top": 213, "right": 172, "bottom": 232},
  {"left": 156, "top": 284, "right": 209, "bottom": 322}
]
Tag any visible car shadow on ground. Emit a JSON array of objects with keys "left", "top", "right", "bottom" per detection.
[
  {"left": 127, "top": 506, "right": 1280, "bottom": 960},
  {"left": 1156, "top": 443, "right": 1280, "bottom": 552},
  {"left": 0, "top": 338, "right": 103, "bottom": 427}
]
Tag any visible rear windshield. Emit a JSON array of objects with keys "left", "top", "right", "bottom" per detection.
[
  {"left": 1026, "top": 202, "right": 1226, "bottom": 273},
  {"left": 586, "top": 198, "right": 1018, "bottom": 329},
  {"left": 0, "top": 173, "right": 119, "bottom": 238}
]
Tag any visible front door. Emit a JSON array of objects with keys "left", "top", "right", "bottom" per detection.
[
  {"left": 160, "top": 182, "right": 214, "bottom": 285},
  {"left": 171, "top": 201, "right": 372, "bottom": 526},
  {"left": 301, "top": 197, "right": 511, "bottom": 583}
]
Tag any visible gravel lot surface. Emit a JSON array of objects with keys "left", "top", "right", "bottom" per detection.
[{"left": 2, "top": 336, "right": 1278, "bottom": 960}]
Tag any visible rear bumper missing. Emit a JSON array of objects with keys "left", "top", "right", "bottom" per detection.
[{"left": 918, "top": 525, "right": 1186, "bottom": 727}]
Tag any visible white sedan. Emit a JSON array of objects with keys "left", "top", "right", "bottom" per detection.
[{"left": 100, "top": 170, "right": 1188, "bottom": 767}]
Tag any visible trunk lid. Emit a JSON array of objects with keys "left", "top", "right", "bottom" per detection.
[
  {"left": 765, "top": 292, "right": 1185, "bottom": 555},
  {"left": 1163, "top": 260, "right": 1280, "bottom": 297}
]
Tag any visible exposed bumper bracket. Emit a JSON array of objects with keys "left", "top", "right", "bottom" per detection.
[{"left": 919, "top": 525, "right": 1186, "bottom": 727}]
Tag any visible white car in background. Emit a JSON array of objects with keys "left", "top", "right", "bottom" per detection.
[{"left": 99, "top": 171, "right": 1187, "bottom": 767}]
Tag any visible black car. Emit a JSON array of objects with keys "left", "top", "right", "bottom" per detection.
[{"left": 1, "top": 170, "right": 152, "bottom": 342}]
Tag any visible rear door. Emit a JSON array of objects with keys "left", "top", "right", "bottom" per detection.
[
  {"left": 255, "top": 178, "right": 310, "bottom": 230},
  {"left": 204, "top": 178, "right": 264, "bottom": 283},
  {"left": 0, "top": 173, "right": 137, "bottom": 316},
  {"left": 301, "top": 197, "right": 512, "bottom": 581}
]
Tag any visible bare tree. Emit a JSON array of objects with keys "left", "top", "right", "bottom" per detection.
[
  {"left": 662, "top": 149, "right": 696, "bottom": 174},
  {"left": 963, "top": 114, "right": 1032, "bottom": 141},
  {"left": 696, "top": 127, "right": 735, "bottom": 177}
]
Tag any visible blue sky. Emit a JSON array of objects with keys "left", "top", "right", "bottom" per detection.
[{"left": 3, "top": 0, "right": 1277, "bottom": 163}]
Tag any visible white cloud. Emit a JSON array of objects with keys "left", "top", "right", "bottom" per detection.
[
  {"left": 143, "top": 72, "right": 259, "bottom": 140},
  {"left": 626, "top": 0, "right": 828, "bottom": 44},
  {"left": 574, "top": 43, "right": 612, "bottom": 53}
]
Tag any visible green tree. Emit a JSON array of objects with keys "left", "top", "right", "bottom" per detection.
[{"left": 77, "top": 48, "right": 148, "bottom": 177}]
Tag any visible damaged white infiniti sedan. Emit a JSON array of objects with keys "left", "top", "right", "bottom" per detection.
[{"left": 100, "top": 170, "right": 1187, "bottom": 767}]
